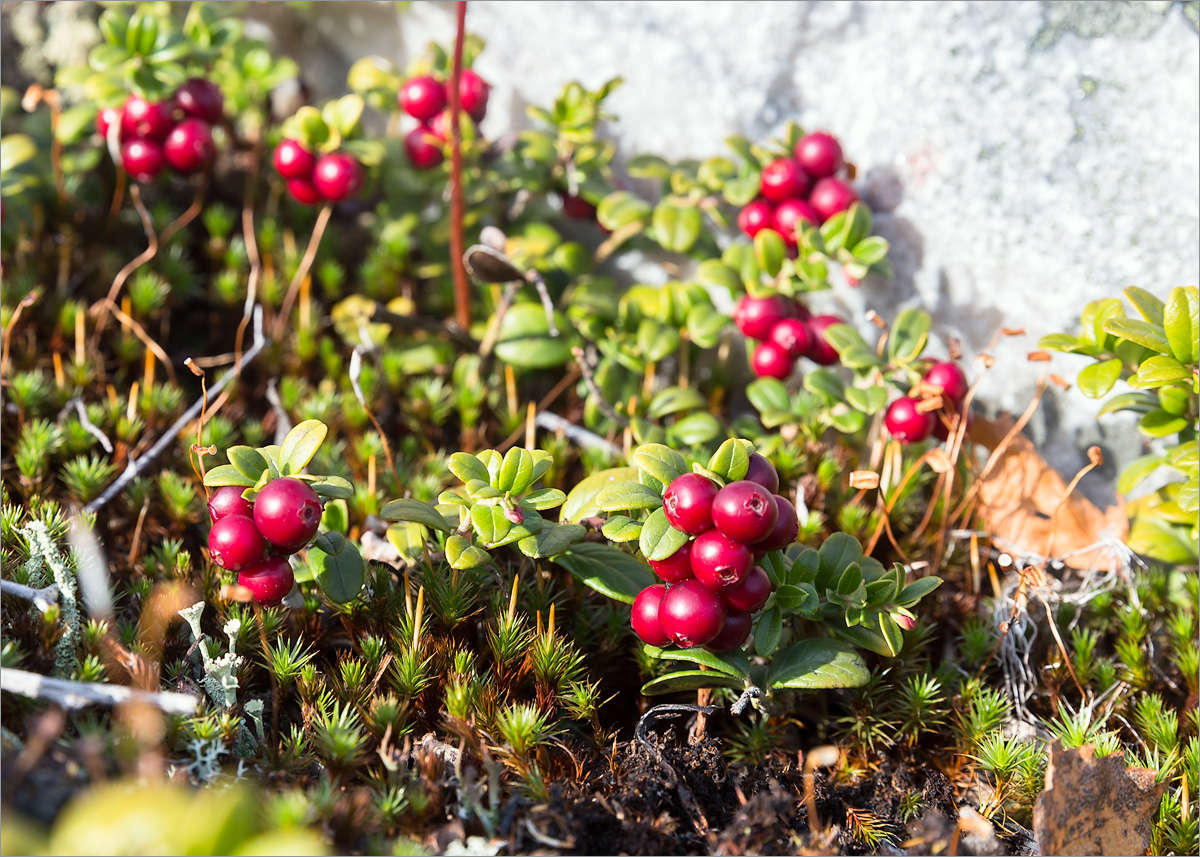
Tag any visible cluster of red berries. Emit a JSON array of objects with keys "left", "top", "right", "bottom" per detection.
[
  {"left": 96, "top": 79, "right": 223, "bottom": 183},
  {"left": 272, "top": 140, "right": 364, "bottom": 206},
  {"left": 734, "top": 295, "right": 848, "bottom": 379},
  {"left": 884, "top": 360, "right": 971, "bottom": 444},
  {"left": 737, "top": 131, "right": 859, "bottom": 245},
  {"left": 631, "top": 454, "right": 799, "bottom": 652},
  {"left": 399, "top": 69, "right": 490, "bottom": 171},
  {"left": 207, "top": 477, "right": 324, "bottom": 606}
]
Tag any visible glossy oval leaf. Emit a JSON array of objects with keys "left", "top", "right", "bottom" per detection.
[
  {"left": 1077, "top": 358, "right": 1123, "bottom": 399},
  {"left": 560, "top": 467, "right": 639, "bottom": 522},
  {"left": 597, "top": 481, "right": 663, "bottom": 512},
  {"left": 279, "top": 420, "right": 328, "bottom": 476},
  {"left": 380, "top": 498, "right": 452, "bottom": 533},
  {"left": 651, "top": 201, "right": 702, "bottom": 253},
  {"left": 632, "top": 444, "right": 688, "bottom": 486},
  {"left": 551, "top": 542, "right": 657, "bottom": 604},
  {"left": 639, "top": 507, "right": 689, "bottom": 562},
  {"left": 887, "top": 308, "right": 930, "bottom": 364},
  {"left": 202, "top": 464, "right": 256, "bottom": 488},
  {"left": 644, "top": 644, "right": 751, "bottom": 679},
  {"left": 310, "top": 532, "right": 366, "bottom": 605},
  {"left": 641, "top": 669, "right": 746, "bottom": 696},
  {"left": 445, "top": 534, "right": 490, "bottom": 570},
  {"left": 517, "top": 522, "right": 586, "bottom": 558},
  {"left": 766, "top": 637, "right": 871, "bottom": 689},
  {"left": 707, "top": 438, "right": 751, "bottom": 482},
  {"left": 1162, "top": 286, "right": 1199, "bottom": 365}
]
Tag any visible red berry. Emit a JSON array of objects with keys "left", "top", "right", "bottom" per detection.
[
  {"left": 458, "top": 68, "right": 490, "bottom": 122},
  {"left": 649, "top": 541, "right": 695, "bottom": 584},
  {"left": 885, "top": 397, "right": 935, "bottom": 444},
  {"left": 805, "top": 315, "right": 847, "bottom": 366},
  {"left": 721, "top": 565, "right": 772, "bottom": 614},
  {"left": 175, "top": 78, "right": 224, "bottom": 125},
  {"left": 120, "top": 139, "right": 165, "bottom": 183},
  {"left": 96, "top": 106, "right": 122, "bottom": 140},
  {"left": 659, "top": 580, "right": 727, "bottom": 648},
  {"left": 751, "top": 341, "right": 795, "bottom": 379},
  {"left": 734, "top": 295, "right": 793, "bottom": 340},
  {"left": 768, "top": 318, "right": 811, "bottom": 358},
  {"left": 238, "top": 556, "right": 295, "bottom": 607},
  {"left": 760, "top": 158, "right": 811, "bottom": 202},
  {"left": 662, "top": 473, "right": 719, "bottom": 535},
  {"left": 286, "top": 177, "right": 321, "bottom": 206},
  {"left": 427, "top": 109, "right": 452, "bottom": 142},
  {"left": 713, "top": 481, "right": 779, "bottom": 544},
  {"left": 737, "top": 199, "right": 776, "bottom": 238},
  {"left": 207, "top": 486, "right": 254, "bottom": 523},
  {"left": 399, "top": 75, "right": 447, "bottom": 121},
  {"left": 809, "top": 177, "right": 859, "bottom": 221},
  {"left": 274, "top": 139, "right": 316, "bottom": 180},
  {"left": 691, "top": 530, "right": 753, "bottom": 590},
  {"left": 163, "top": 118, "right": 215, "bottom": 174},
  {"left": 404, "top": 125, "right": 445, "bottom": 170},
  {"left": 793, "top": 301, "right": 813, "bottom": 322},
  {"left": 120, "top": 96, "right": 176, "bottom": 142},
  {"left": 924, "top": 361, "right": 969, "bottom": 405},
  {"left": 774, "top": 199, "right": 821, "bottom": 243},
  {"left": 631, "top": 584, "right": 671, "bottom": 647},
  {"left": 312, "top": 152, "right": 364, "bottom": 202},
  {"left": 705, "top": 610, "right": 752, "bottom": 653},
  {"left": 744, "top": 452, "right": 780, "bottom": 494},
  {"left": 208, "top": 515, "right": 267, "bottom": 572},
  {"left": 794, "top": 131, "right": 844, "bottom": 179},
  {"left": 754, "top": 496, "right": 799, "bottom": 552},
  {"left": 253, "top": 477, "right": 323, "bottom": 554},
  {"left": 561, "top": 193, "right": 596, "bottom": 220}
]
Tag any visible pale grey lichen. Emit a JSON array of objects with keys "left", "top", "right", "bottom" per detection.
[{"left": 22, "top": 521, "right": 78, "bottom": 678}]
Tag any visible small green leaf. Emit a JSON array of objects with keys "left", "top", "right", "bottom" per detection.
[
  {"left": 747, "top": 378, "right": 791, "bottom": 414},
  {"left": 651, "top": 201, "right": 703, "bottom": 253},
  {"left": 1103, "top": 318, "right": 1171, "bottom": 355},
  {"left": 627, "top": 154, "right": 673, "bottom": 180},
  {"left": 845, "top": 385, "right": 888, "bottom": 414},
  {"left": 645, "top": 645, "right": 751, "bottom": 679},
  {"left": 753, "top": 229, "right": 787, "bottom": 277},
  {"left": 773, "top": 583, "right": 817, "bottom": 612},
  {"left": 1077, "top": 358, "right": 1123, "bottom": 398},
  {"left": 1038, "top": 333, "right": 1092, "bottom": 354},
  {"left": 897, "top": 575, "right": 943, "bottom": 607},
  {"left": 551, "top": 542, "right": 657, "bottom": 604},
  {"left": 641, "top": 670, "right": 746, "bottom": 695},
  {"left": 707, "top": 438, "right": 751, "bottom": 482},
  {"left": 1133, "top": 355, "right": 1191, "bottom": 387},
  {"left": 380, "top": 498, "right": 452, "bottom": 533},
  {"left": 1118, "top": 455, "right": 1165, "bottom": 496},
  {"left": 754, "top": 605, "right": 783, "bottom": 658},
  {"left": 596, "top": 481, "right": 664, "bottom": 512},
  {"left": 766, "top": 637, "right": 871, "bottom": 689},
  {"left": 496, "top": 447, "right": 535, "bottom": 494},
  {"left": 804, "top": 369, "right": 845, "bottom": 404},
  {"left": 1140, "top": 409, "right": 1190, "bottom": 438},
  {"left": 1125, "top": 286, "right": 1166, "bottom": 326},
  {"left": 521, "top": 488, "right": 566, "bottom": 510},
  {"left": 1098, "top": 391, "right": 1159, "bottom": 416},
  {"left": 517, "top": 522, "right": 586, "bottom": 558},
  {"left": 311, "top": 476, "right": 353, "bottom": 500},
  {"left": 309, "top": 532, "right": 365, "bottom": 605},
  {"left": 227, "top": 446, "right": 269, "bottom": 481},
  {"left": 693, "top": 260, "right": 741, "bottom": 298},
  {"left": 560, "top": 467, "right": 639, "bottom": 522},
  {"left": 816, "top": 533, "right": 864, "bottom": 593},
  {"left": 596, "top": 191, "right": 651, "bottom": 231},
  {"left": 887, "top": 308, "right": 930, "bottom": 364},
  {"left": 445, "top": 534, "right": 490, "bottom": 570},
  {"left": 202, "top": 464, "right": 256, "bottom": 488},
  {"left": 279, "top": 420, "right": 328, "bottom": 475},
  {"left": 852, "top": 236, "right": 889, "bottom": 266},
  {"left": 447, "top": 452, "right": 490, "bottom": 485},
  {"left": 602, "top": 515, "right": 643, "bottom": 543},
  {"left": 647, "top": 386, "right": 706, "bottom": 419},
  {"left": 476, "top": 450, "right": 502, "bottom": 484},
  {"left": 639, "top": 507, "right": 689, "bottom": 562},
  {"left": 1162, "top": 286, "right": 1199, "bottom": 365},
  {"left": 666, "top": 412, "right": 721, "bottom": 447},
  {"left": 789, "top": 549, "right": 820, "bottom": 585}
]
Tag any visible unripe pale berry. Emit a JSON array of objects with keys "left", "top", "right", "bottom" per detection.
[
  {"left": 751, "top": 341, "right": 795, "bottom": 380},
  {"left": 754, "top": 495, "right": 799, "bottom": 552},
  {"left": 737, "top": 199, "right": 776, "bottom": 238},
  {"left": 253, "top": 477, "right": 322, "bottom": 554},
  {"left": 760, "top": 158, "right": 811, "bottom": 202},
  {"left": 208, "top": 515, "right": 267, "bottom": 572},
  {"left": 207, "top": 485, "right": 254, "bottom": 523},
  {"left": 704, "top": 609, "right": 752, "bottom": 653},
  {"left": 713, "top": 481, "right": 779, "bottom": 544},
  {"left": 238, "top": 556, "right": 295, "bottom": 607},
  {"left": 662, "top": 473, "right": 719, "bottom": 535},
  {"left": 649, "top": 541, "right": 695, "bottom": 584},
  {"left": 734, "top": 295, "right": 793, "bottom": 340},
  {"left": 630, "top": 584, "right": 671, "bottom": 647},
  {"left": 743, "top": 452, "right": 779, "bottom": 495},
  {"left": 885, "top": 396, "right": 935, "bottom": 444},
  {"left": 399, "top": 75, "right": 447, "bottom": 121},
  {"left": 809, "top": 177, "right": 859, "bottom": 221},
  {"left": 659, "top": 580, "right": 727, "bottom": 648},
  {"left": 721, "top": 565, "right": 772, "bottom": 614},
  {"left": 805, "top": 315, "right": 846, "bottom": 366},
  {"left": 768, "top": 318, "right": 811, "bottom": 359},
  {"left": 924, "top": 361, "right": 969, "bottom": 405},
  {"left": 794, "top": 131, "right": 844, "bottom": 179},
  {"left": 691, "top": 530, "right": 753, "bottom": 590},
  {"left": 312, "top": 153, "right": 364, "bottom": 202},
  {"left": 163, "top": 118, "right": 215, "bottom": 174},
  {"left": 274, "top": 139, "right": 316, "bottom": 180}
]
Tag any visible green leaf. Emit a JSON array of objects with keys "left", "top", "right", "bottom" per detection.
[
  {"left": 1, "top": 135, "right": 37, "bottom": 174},
  {"left": 767, "top": 637, "right": 870, "bottom": 689},
  {"left": 560, "top": 467, "right": 639, "bottom": 522},
  {"left": 596, "top": 481, "right": 663, "bottom": 512},
  {"left": 280, "top": 106, "right": 329, "bottom": 152},
  {"left": 804, "top": 369, "right": 845, "bottom": 404},
  {"left": 551, "top": 542, "right": 657, "bottom": 604},
  {"left": 747, "top": 378, "right": 791, "bottom": 415},
  {"left": 601, "top": 515, "right": 643, "bottom": 543},
  {"left": 789, "top": 549, "right": 820, "bottom": 585},
  {"left": 1118, "top": 455, "right": 1165, "bottom": 496},
  {"left": 645, "top": 645, "right": 751, "bottom": 679},
  {"left": 521, "top": 488, "right": 566, "bottom": 511},
  {"left": 279, "top": 420, "right": 327, "bottom": 476},
  {"left": 496, "top": 448, "right": 535, "bottom": 494},
  {"left": 1162, "top": 286, "right": 1199, "bottom": 365},
  {"left": 626, "top": 154, "right": 672, "bottom": 180},
  {"left": 753, "top": 229, "right": 787, "bottom": 277},
  {"left": 845, "top": 385, "right": 888, "bottom": 414},
  {"left": 774, "top": 583, "right": 817, "bottom": 612},
  {"left": 1077, "top": 358, "right": 1123, "bottom": 399},
  {"left": 1133, "top": 355, "right": 1191, "bottom": 387},
  {"left": 827, "top": 406, "right": 866, "bottom": 434},
  {"left": 596, "top": 191, "right": 651, "bottom": 231},
  {"left": 666, "top": 412, "right": 721, "bottom": 447},
  {"left": 1125, "top": 286, "right": 1166, "bottom": 326},
  {"left": 346, "top": 56, "right": 399, "bottom": 93},
  {"left": 322, "top": 94, "right": 364, "bottom": 139},
  {"left": 887, "top": 308, "right": 930, "bottom": 364},
  {"left": 380, "top": 498, "right": 452, "bottom": 533},
  {"left": 495, "top": 303, "right": 573, "bottom": 369},
  {"left": 651, "top": 201, "right": 702, "bottom": 253},
  {"left": 98, "top": 9, "right": 128, "bottom": 48},
  {"left": 1103, "top": 318, "right": 1171, "bottom": 355},
  {"left": 477, "top": 450, "right": 502, "bottom": 484},
  {"left": 202, "top": 464, "right": 256, "bottom": 488},
  {"left": 694, "top": 260, "right": 741, "bottom": 298},
  {"left": 754, "top": 605, "right": 783, "bottom": 658},
  {"left": 707, "top": 438, "right": 751, "bottom": 482},
  {"left": 447, "top": 452, "right": 490, "bottom": 485},
  {"left": 1038, "top": 332, "right": 1092, "bottom": 354},
  {"left": 1127, "top": 512, "right": 1198, "bottom": 564},
  {"left": 1140, "top": 409, "right": 1190, "bottom": 438},
  {"left": 445, "top": 534, "right": 490, "bottom": 570},
  {"left": 518, "top": 522, "right": 586, "bottom": 558},
  {"left": 647, "top": 386, "right": 706, "bottom": 419},
  {"left": 852, "top": 235, "right": 889, "bottom": 266},
  {"left": 816, "top": 533, "right": 864, "bottom": 593},
  {"left": 1098, "top": 391, "right": 1158, "bottom": 416},
  {"left": 897, "top": 575, "right": 942, "bottom": 606},
  {"left": 309, "top": 532, "right": 365, "bottom": 605},
  {"left": 227, "top": 446, "right": 269, "bottom": 481},
  {"left": 639, "top": 507, "right": 689, "bottom": 562},
  {"left": 640, "top": 669, "right": 746, "bottom": 695}
]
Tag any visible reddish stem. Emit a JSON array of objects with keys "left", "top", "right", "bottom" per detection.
[{"left": 449, "top": 0, "right": 470, "bottom": 331}]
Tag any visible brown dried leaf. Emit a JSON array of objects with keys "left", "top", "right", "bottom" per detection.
[
  {"left": 971, "top": 416, "right": 1127, "bottom": 570},
  {"left": 849, "top": 470, "right": 880, "bottom": 489},
  {"left": 1033, "top": 741, "right": 1165, "bottom": 856}
]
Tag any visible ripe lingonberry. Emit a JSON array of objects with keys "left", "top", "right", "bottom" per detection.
[
  {"left": 885, "top": 396, "right": 935, "bottom": 444},
  {"left": 630, "top": 584, "right": 671, "bottom": 647},
  {"left": 404, "top": 126, "right": 444, "bottom": 170},
  {"left": 286, "top": 177, "right": 321, "bottom": 206},
  {"left": 794, "top": 131, "right": 844, "bottom": 179},
  {"left": 768, "top": 317, "right": 811, "bottom": 358},
  {"left": 208, "top": 515, "right": 267, "bottom": 572},
  {"left": 399, "top": 75, "right": 447, "bottom": 121},
  {"left": 238, "top": 556, "right": 295, "bottom": 607},
  {"left": 312, "top": 153, "right": 364, "bottom": 202},
  {"left": 662, "top": 473, "right": 719, "bottom": 535},
  {"left": 121, "top": 139, "right": 165, "bottom": 183},
  {"left": 804, "top": 315, "right": 846, "bottom": 366},
  {"left": 705, "top": 609, "right": 752, "bottom": 653},
  {"left": 163, "top": 118, "right": 215, "bottom": 174},
  {"left": 924, "top": 361, "right": 969, "bottom": 405},
  {"left": 744, "top": 452, "right": 779, "bottom": 494},
  {"left": 721, "top": 565, "right": 772, "bottom": 614},
  {"left": 734, "top": 295, "right": 792, "bottom": 340},
  {"left": 774, "top": 199, "right": 821, "bottom": 243},
  {"left": 659, "top": 580, "right": 727, "bottom": 648},
  {"left": 273, "top": 139, "right": 316, "bottom": 180},
  {"left": 713, "top": 481, "right": 779, "bottom": 544},
  {"left": 754, "top": 495, "right": 799, "bottom": 552},
  {"left": 809, "top": 177, "right": 859, "bottom": 221},
  {"left": 207, "top": 485, "right": 254, "bottom": 523},
  {"left": 649, "top": 541, "right": 695, "bottom": 584},
  {"left": 691, "top": 530, "right": 753, "bottom": 590},
  {"left": 737, "top": 199, "right": 775, "bottom": 238},
  {"left": 458, "top": 68, "right": 490, "bottom": 122},
  {"left": 760, "top": 158, "right": 811, "bottom": 202},
  {"left": 253, "top": 477, "right": 322, "bottom": 554},
  {"left": 751, "top": 341, "right": 795, "bottom": 379},
  {"left": 175, "top": 78, "right": 224, "bottom": 125},
  {"left": 121, "top": 96, "right": 175, "bottom": 141},
  {"left": 96, "top": 106, "right": 121, "bottom": 140},
  {"left": 560, "top": 193, "right": 596, "bottom": 220}
]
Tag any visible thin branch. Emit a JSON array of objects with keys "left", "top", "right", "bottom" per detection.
[
  {"left": 0, "top": 580, "right": 60, "bottom": 611},
  {"left": 273, "top": 203, "right": 332, "bottom": 340},
  {"left": 572, "top": 345, "right": 628, "bottom": 427},
  {"left": 1, "top": 667, "right": 198, "bottom": 715},
  {"left": 448, "top": 0, "right": 471, "bottom": 330},
  {"left": 91, "top": 185, "right": 157, "bottom": 345}
]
